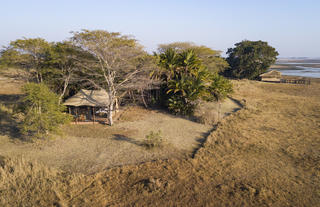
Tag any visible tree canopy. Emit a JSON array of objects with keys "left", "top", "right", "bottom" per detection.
[
  {"left": 1, "top": 38, "right": 52, "bottom": 82},
  {"left": 225, "top": 40, "right": 279, "bottom": 79},
  {"left": 157, "top": 42, "right": 229, "bottom": 74},
  {"left": 71, "top": 29, "right": 147, "bottom": 125}
]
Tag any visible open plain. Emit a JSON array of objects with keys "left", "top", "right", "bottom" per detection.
[{"left": 0, "top": 72, "right": 319, "bottom": 206}]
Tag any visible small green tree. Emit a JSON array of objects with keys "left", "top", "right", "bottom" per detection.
[
  {"left": 209, "top": 74, "right": 233, "bottom": 101},
  {"left": 143, "top": 130, "right": 164, "bottom": 149},
  {"left": 19, "top": 83, "right": 71, "bottom": 138},
  {"left": 225, "top": 40, "right": 279, "bottom": 79}
]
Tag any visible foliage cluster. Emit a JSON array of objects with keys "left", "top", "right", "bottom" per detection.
[
  {"left": 142, "top": 130, "right": 164, "bottom": 149},
  {"left": 157, "top": 42, "right": 229, "bottom": 74},
  {"left": 18, "top": 83, "right": 72, "bottom": 138},
  {"left": 225, "top": 40, "right": 279, "bottom": 79},
  {"left": 154, "top": 48, "right": 232, "bottom": 115}
]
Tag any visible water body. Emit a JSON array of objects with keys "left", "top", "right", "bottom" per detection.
[
  {"left": 277, "top": 62, "right": 320, "bottom": 65},
  {"left": 274, "top": 65, "right": 320, "bottom": 78}
]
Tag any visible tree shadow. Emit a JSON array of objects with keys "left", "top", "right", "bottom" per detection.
[
  {"left": 0, "top": 94, "right": 21, "bottom": 104},
  {"left": 0, "top": 94, "right": 23, "bottom": 140},
  {"left": 0, "top": 107, "right": 22, "bottom": 140},
  {"left": 112, "top": 134, "right": 141, "bottom": 146},
  {"left": 228, "top": 96, "right": 245, "bottom": 109}
]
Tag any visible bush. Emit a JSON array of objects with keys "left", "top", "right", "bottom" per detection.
[
  {"left": 167, "top": 96, "right": 197, "bottom": 115},
  {"left": 18, "top": 83, "right": 72, "bottom": 138},
  {"left": 142, "top": 130, "right": 164, "bottom": 149},
  {"left": 209, "top": 74, "right": 233, "bottom": 101}
]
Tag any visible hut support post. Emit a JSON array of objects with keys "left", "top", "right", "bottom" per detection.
[
  {"left": 141, "top": 89, "right": 148, "bottom": 108},
  {"left": 115, "top": 98, "right": 119, "bottom": 114},
  {"left": 75, "top": 107, "right": 78, "bottom": 124},
  {"left": 93, "top": 107, "right": 95, "bottom": 124}
]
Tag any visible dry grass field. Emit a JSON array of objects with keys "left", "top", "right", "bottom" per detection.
[{"left": 0, "top": 70, "right": 319, "bottom": 206}]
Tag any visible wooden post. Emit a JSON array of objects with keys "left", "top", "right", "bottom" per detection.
[
  {"left": 75, "top": 107, "right": 78, "bottom": 124},
  {"left": 141, "top": 89, "right": 148, "bottom": 108},
  {"left": 93, "top": 107, "right": 95, "bottom": 124},
  {"left": 115, "top": 98, "right": 119, "bottom": 114},
  {"left": 87, "top": 106, "right": 90, "bottom": 122}
]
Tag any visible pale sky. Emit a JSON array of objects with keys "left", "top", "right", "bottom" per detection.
[{"left": 1, "top": 0, "right": 319, "bottom": 57}]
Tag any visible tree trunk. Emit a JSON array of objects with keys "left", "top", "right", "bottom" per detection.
[
  {"left": 108, "top": 103, "right": 113, "bottom": 126},
  {"left": 115, "top": 98, "right": 119, "bottom": 114},
  {"left": 107, "top": 89, "right": 114, "bottom": 126},
  {"left": 39, "top": 72, "right": 43, "bottom": 83},
  {"left": 58, "top": 74, "right": 70, "bottom": 105}
]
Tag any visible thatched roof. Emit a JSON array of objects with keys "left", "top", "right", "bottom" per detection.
[
  {"left": 63, "top": 89, "right": 109, "bottom": 107},
  {"left": 260, "top": 70, "right": 282, "bottom": 78}
]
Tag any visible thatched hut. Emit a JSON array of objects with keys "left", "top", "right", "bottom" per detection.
[
  {"left": 260, "top": 70, "right": 282, "bottom": 82},
  {"left": 63, "top": 89, "right": 109, "bottom": 123}
]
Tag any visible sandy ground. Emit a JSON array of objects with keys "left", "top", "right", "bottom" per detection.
[{"left": 0, "top": 72, "right": 319, "bottom": 206}]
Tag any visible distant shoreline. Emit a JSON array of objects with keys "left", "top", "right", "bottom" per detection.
[
  {"left": 270, "top": 64, "right": 320, "bottom": 70},
  {"left": 270, "top": 61, "right": 320, "bottom": 78},
  {"left": 281, "top": 75, "right": 320, "bottom": 83}
]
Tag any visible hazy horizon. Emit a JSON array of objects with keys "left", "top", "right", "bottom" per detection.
[{"left": 1, "top": 0, "right": 319, "bottom": 57}]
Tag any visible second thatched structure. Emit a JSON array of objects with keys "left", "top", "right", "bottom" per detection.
[{"left": 260, "top": 70, "right": 282, "bottom": 82}]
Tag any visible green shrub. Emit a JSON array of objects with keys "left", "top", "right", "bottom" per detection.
[
  {"left": 209, "top": 74, "right": 233, "bottom": 101},
  {"left": 18, "top": 83, "right": 72, "bottom": 138},
  {"left": 167, "top": 96, "right": 196, "bottom": 115},
  {"left": 142, "top": 130, "right": 163, "bottom": 149}
]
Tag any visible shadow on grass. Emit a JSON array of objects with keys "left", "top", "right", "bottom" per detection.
[
  {"left": 228, "top": 96, "right": 245, "bottom": 109},
  {"left": 112, "top": 134, "right": 141, "bottom": 146},
  {"left": 0, "top": 94, "right": 23, "bottom": 140},
  {"left": 0, "top": 94, "right": 21, "bottom": 105},
  {"left": 0, "top": 109, "right": 22, "bottom": 140}
]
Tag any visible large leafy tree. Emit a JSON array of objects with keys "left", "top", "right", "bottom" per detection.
[
  {"left": 157, "top": 42, "right": 229, "bottom": 74},
  {"left": 71, "top": 30, "right": 146, "bottom": 126},
  {"left": 0, "top": 38, "right": 52, "bottom": 83},
  {"left": 46, "top": 41, "right": 90, "bottom": 103},
  {"left": 225, "top": 40, "right": 279, "bottom": 79}
]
